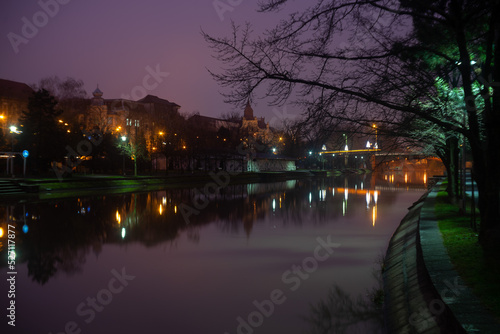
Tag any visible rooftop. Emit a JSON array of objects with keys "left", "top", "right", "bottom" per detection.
[{"left": 0, "top": 78, "right": 34, "bottom": 100}]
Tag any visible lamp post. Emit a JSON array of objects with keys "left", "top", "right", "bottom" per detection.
[
  {"left": 343, "top": 134, "right": 348, "bottom": 168},
  {"left": 121, "top": 136, "right": 127, "bottom": 176},
  {"left": 321, "top": 145, "right": 327, "bottom": 169},
  {"left": 9, "top": 126, "right": 18, "bottom": 177},
  {"left": 372, "top": 124, "right": 378, "bottom": 149}
]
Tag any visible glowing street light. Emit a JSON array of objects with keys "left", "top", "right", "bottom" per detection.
[
  {"left": 121, "top": 136, "right": 127, "bottom": 176},
  {"left": 8, "top": 125, "right": 21, "bottom": 176}
]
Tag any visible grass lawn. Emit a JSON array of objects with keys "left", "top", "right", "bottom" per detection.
[{"left": 435, "top": 184, "right": 500, "bottom": 320}]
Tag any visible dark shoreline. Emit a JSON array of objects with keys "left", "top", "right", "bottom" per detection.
[{"left": 0, "top": 169, "right": 371, "bottom": 200}]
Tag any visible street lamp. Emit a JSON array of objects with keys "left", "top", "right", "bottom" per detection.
[
  {"left": 372, "top": 124, "right": 378, "bottom": 149},
  {"left": 343, "top": 134, "right": 349, "bottom": 168},
  {"left": 121, "top": 136, "right": 127, "bottom": 176},
  {"left": 9, "top": 126, "right": 19, "bottom": 177}
]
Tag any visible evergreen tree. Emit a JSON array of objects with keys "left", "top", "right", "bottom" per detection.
[{"left": 19, "top": 89, "right": 64, "bottom": 173}]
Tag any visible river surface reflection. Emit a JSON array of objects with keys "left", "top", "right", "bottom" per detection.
[{"left": 0, "top": 171, "right": 432, "bottom": 334}]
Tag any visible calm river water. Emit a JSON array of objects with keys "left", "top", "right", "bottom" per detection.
[{"left": 1, "top": 171, "right": 431, "bottom": 334}]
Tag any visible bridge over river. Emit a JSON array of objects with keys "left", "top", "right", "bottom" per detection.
[{"left": 312, "top": 148, "right": 441, "bottom": 170}]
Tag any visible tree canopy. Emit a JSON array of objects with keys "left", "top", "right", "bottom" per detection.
[{"left": 19, "top": 89, "right": 65, "bottom": 172}]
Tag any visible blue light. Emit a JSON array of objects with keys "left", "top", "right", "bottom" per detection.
[{"left": 22, "top": 224, "right": 28, "bottom": 234}]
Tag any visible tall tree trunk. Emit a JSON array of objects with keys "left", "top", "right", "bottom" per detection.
[
  {"left": 451, "top": 1, "right": 500, "bottom": 248},
  {"left": 473, "top": 159, "right": 500, "bottom": 249},
  {"left": 479, "top": 0, "right": 500, "bottom": 249},
  {"left": 444, "top": 136, "right": 459, "bottom": 202}
]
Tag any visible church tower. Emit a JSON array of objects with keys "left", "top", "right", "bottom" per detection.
[
  {"left": 243, "top": 100, "right": 255, "bottom": 120},
  {"left": 87, "top": 85, "right": 109, "bottom": 131},
  {"left": 91, "top": 86, "right": 105, "bottom": 106}
]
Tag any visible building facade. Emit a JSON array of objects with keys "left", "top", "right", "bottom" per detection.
[{"left": 0, "top": 79, "right": 34, "bottom": 132}]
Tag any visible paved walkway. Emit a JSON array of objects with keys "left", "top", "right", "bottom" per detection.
[{"left": 383, "top": 182, "right": 500, "bottom": 333}]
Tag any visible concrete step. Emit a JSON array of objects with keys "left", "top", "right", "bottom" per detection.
[{"left": 0, "top": 180, "right": 25, "bottom": 195}]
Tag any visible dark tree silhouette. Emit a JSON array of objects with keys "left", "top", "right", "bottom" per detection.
[{"left": 19, "top": 89, "right": 65, "bottom": 173}]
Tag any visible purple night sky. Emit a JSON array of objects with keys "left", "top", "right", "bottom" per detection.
[{"left": 0, "top": 0, "right": 304, "bottom": 120}]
